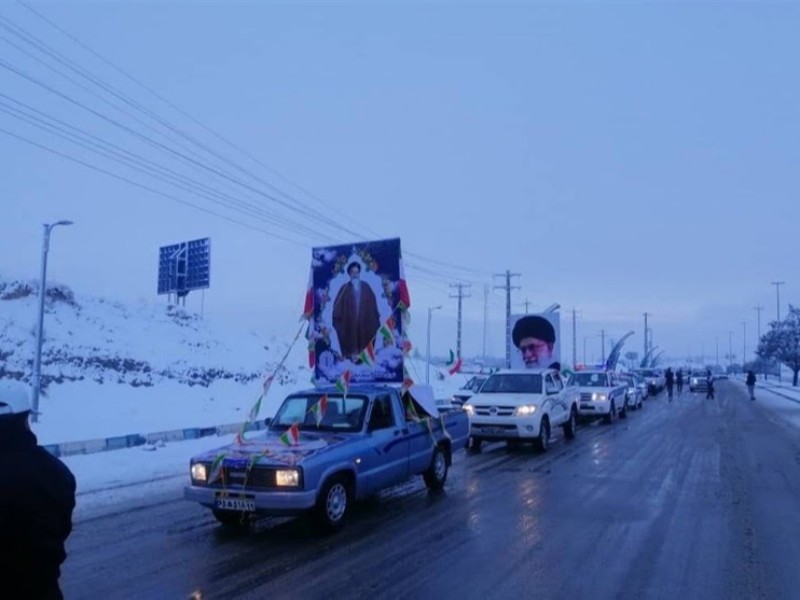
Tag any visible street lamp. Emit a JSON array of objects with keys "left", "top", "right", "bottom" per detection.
[
  {"left": 426, "top": 305, "right": 442, "bottom": 385},
  {"left": 31, "top": 220, "right": 74, "bottom": 422},
  {"left": 543, "top": 303, "right": 560, "bottom": 314}
]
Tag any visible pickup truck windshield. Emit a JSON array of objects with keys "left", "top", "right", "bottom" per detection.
[
  {"left": 464, "top": 377, "right": 486, "bottom": 392},
  {"left": 480, "top": 374, "right": 542, "bottom": 394},
  {"left": 272, "top": 394, "right": 368, "bottom": 433},
  {"left": 570, "top": 373, "right": 609, "bottom": 387}
]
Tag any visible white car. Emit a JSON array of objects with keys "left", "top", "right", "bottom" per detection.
[
  {"left": 569, "top": 370, "right": 630, "bottom": 423},
  {"left": 617, "top": 373, "right": 645, "bottom": 410},
  {"left": 464, "top": 369, "right": 579, "bottom": 452}
]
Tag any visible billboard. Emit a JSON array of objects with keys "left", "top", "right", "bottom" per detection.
[
  {"left": 509, "top": 312, "right": 561, "bottom": 370},
  {"left": 157, "top": 237, "right": 210, "bottom": 296},
  {"left": 308, "top": 238, "right": 408, "bottom": 385}
]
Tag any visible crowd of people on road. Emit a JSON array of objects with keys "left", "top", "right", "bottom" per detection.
[{"left": 659, "top": 366, "right": 757, "bottom": 402}]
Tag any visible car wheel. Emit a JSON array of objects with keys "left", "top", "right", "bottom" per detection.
[
  {"left": 563, "top": 407, "right": 578, "bottom": 440},
  {"left": 534, "top": 417, "right": 550, "bottom": 453},
  {"left": 620, "top": 399, "right": 628, "bottom": 419},
  {"left": 603, "top": 401, "right": 616, "bottom": 425},
  {"left": 212, "top": 509, "right": 250, "bottom": 530},
  {"left": 312, "top": 475, "right": 351, "bottom": 533},
  {"left": 423, "top": 445, "right": 449, "bottom": 491}
]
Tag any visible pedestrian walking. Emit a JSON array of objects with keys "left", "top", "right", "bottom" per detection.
[
  {"left": 676, "top": 369, "right": 684, "bottom": 395},
  {"left": 0, "top": 380, "right": 76, "bottom": 599},
  {"left": 665, "top": 367, "right": 675, "bottom": 402},
  {"left": 746, "top": 370, "right": 757, "bottom": 401},
  {"left": 705, "top": 370, "right": 715, "bottom": 400}
]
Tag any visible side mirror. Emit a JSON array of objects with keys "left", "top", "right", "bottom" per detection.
[{"left": 263, "top": 417, "right": 273, "bottom": 428}]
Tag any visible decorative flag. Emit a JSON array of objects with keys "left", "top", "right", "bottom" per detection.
[
  {"left": 446, "top": 349, "right": 456, "bottom": 366},
  {"left": 402, "top": 377, "right": 414, "bottom": 392},
  {"left": 308, "top": 340, "right": 316, "bottom": 369},
  {"left": 308, "top": 394, "right": 329, "bottom": 426},
  {"left": 448, "top": 358, "right": 463, "bottom": 375},
  {"left": 358, "top": 341, "right": 376, "bottom": 366},
  {"left": 248, "top": 395, "right": 263, "bottom": 422},
  {"left": 402, "top": 339, "right": 413, "bottom": 355},
  {"left": 280, "top": 423, "right": 301, "bottom": 446},
  {"left": 208, "top": 452, "right": 226, "bottom": 484},
  {"left": 262, "top": 374, "right": 275, "bottom": 397},
  {"left": 379, "top": 319, "right": 395, "bottom": 345},
  {"left": 301, "top": 267, "right": 314, "bottom": 320},
  {"left": 234, "top": 422, "right": 248, "bottom": 445},
  {"left": 335, "top": 370, "right": 351, "bottom": 397},
  {"left": 396, "top": 257, "right": 411, "bottom": 310}
]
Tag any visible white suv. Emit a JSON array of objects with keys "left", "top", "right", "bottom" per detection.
[
  {"left": 569, "top": 370, "right": 630, "bottom": 424},
  {"left": 464, "top": 369, "right": 580, "bottom": 452}
]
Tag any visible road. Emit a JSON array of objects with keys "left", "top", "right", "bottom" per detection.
[{"left": 61, "top": 382, "right": 800, "bottom": 600}]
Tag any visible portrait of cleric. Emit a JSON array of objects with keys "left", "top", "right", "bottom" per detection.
[
  {"left": 332, "top": 261, "right": 381, "bottom": 361},
  {"left": 511, "top": 314, "right": 561, "bottom": 371}
]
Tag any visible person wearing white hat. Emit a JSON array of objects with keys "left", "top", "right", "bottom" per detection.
[{"left": 0, "top": 379, "right": 76, "bottom": 599}]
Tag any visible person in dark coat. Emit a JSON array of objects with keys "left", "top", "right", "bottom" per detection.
[
  {"left": 746, "top": 370, "right": 757, "bottom": 401},
  {"left": 676, "top": 369, "right": 684, "bottom": 394},
  {"left": 0, "top": 380, "right": 76, "bottom": 600},
  {"left": 705, "top": 370, "right": 715, "bottom": 400},
  {"left": 665, "top": 368, "right": 675, "bottom": 401},
  {"left": 332, "top": 262, "right": 381, "bottom": 361}
]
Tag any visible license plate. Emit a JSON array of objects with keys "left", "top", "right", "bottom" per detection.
[
  {"left": 215, "top": 495, "right": 255, "bottom": 512},
  {"left": 581, "top": 404, "right": 594, "bottom": 410},
  {"left": 480, "top": 427, "right": 507, "bottom": 434}
]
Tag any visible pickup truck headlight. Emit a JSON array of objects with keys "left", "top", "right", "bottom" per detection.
[
  {"left": 591, "top": 393, "right": 608, "bottom": 401},
  {"left": 515, "top": 405, "right": 537, "bottom": 416},
  {"left": 464, "top": 404, "right": 475, "bottom": 416},
  {"left": 191, "top": 463, "right": 208, "bottom": 483},
  {"left": 276, "top": 469, "right": 301, "bottom": 487}
]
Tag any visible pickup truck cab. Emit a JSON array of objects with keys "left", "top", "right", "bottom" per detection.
[
  {"left": 184, "top": 384, "right": 468, "bottom": 532},
  {"left": 570, "top": 370, "right": 630, "bottom": 423},
  {"left": 463, "top": 368, "right": 579, "bottom": 452}
]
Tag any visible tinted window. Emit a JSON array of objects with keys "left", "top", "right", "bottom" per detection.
[
  {"left": 272, "top": 394, "right": 368, "bottom": 432},
  {"left": 369, "top": 395, "right": 395, "bottom": 430},
  {"left": 570, "top": 373, "right": 609, "bottom": 387}
]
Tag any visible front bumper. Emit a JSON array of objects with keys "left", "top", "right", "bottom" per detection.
[
  {"left": 469, "top": 414, "right": 542, "bottom": 440},
  {"left": 578, "top": 399, "right": 613, "bottom": 416},
  {"left": 184, "top": 485, "right": 317, "bottom": 516}
]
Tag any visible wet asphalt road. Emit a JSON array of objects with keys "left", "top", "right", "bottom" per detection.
[{"left": 62, "top": 382, "right": 800, "bottom": 600}]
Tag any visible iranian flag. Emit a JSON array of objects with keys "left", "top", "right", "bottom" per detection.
[
  {"left": 379, "top": 316, "right": 396, "bottom": 345},
  {"left": 262, "top": 374, "right": 275, "bottom": 397},
  {"left": 280, "top": 423, "right": 301, "bottom": 446},
  {"left": 336, "top": 370, "right": 351, "bottom": 397},
  {"left": 446, "top": 349, "right": 463, "bottom": 375},
  {"left": 396, "top": 258, "right": 411, "bottom": 310},
  {"left": 402, "top": 339, "right": 413, "bottom": 355},
  {"left": 358, "top": 341, "right": 376, "bottom": 366},
  {"left": 309, "top": 394, "right": 328, "bottom": 426},
  {"left": 208, "top": 452, "right": 226, "bottom": 484},
  {"left": 248, "top": 395, "right": 263, "bottom": 422},
  {"left": 301, "top": 267, "right": 314, "bottom": 320}
]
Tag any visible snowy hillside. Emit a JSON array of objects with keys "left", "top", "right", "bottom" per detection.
[{"left": 0, "top": 275, "right": 468, "bottom": 445}]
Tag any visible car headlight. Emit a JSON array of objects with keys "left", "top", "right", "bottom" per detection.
[
  {"left": 276, "top": 469, "right": 301, "bottom": 487},
  {"left": 191, "top": 463, "right": 208, "bottom": 483},
  {"left": 591, "top": 393, "right": 608, "bottom": 401},
  {"left": 464, "top": 404, "right": 475, "bottom": 416},
  {"left": 515, "top": 405, "right": 537, "bottom": 416}
]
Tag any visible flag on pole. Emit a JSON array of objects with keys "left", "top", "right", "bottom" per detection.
[
  {"left": 379, "top": 319, "right": 395, "bottom": 345},
  {"left": 208, "top": 452, "right": 226, "bottom": 484},
  {"left": 248, "top": 395, "right": 263, "bottom": 422},
  {"left": 336, "top": 370, "right": 351, "bottom": 397},
  {"left": 308, "top": 394, "right": 329, "bottom": 426},
  {"left": 280, "top": 423, "right": 301, "bottom": 446},
  {"left": 358, "top": 341, "right": 376, "bottom": 366},
  {"left": 448, "top": 358, "right": 463, "bottom": 375}
]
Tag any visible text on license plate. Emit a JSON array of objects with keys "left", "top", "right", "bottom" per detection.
[
  {"left": 480, "top": 427, "right": 507, "bottom": 434},
  {"left": 215, "top": 496, "right": 255, "bottom": 512}
]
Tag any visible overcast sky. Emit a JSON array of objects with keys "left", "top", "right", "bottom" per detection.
[{"left": 1, "top": 0, "right": 798, "bottom": 365}]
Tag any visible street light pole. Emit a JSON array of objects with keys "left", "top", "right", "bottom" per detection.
[
  {"left": 728, "top": 331, "right": 734, "bottom": 368},
  {"left": 426, "top": 305, "right": 442, "bottom": 385},
  {"left": 772, "top": 281, "right": 785, "bottom": 321},
  {"left": 32, "top": 220, "right": 73, "bottom": 422},
  {"left": 741, "top": 321, "right": 747, "bottom": 366}
]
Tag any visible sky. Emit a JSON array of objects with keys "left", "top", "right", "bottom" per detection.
[{"left": 1, "top": 0, "right": 798, "bottom": 365}]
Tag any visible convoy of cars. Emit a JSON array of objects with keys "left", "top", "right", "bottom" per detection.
[{"left": 185, "top": 366, "right": 673, "bottom": 534}]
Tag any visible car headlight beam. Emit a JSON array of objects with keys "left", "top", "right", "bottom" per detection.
[
  {"left": 515, "top": 405, "right": 537, "bottom": 416},
  {"left": 464, "top": 404, "right": 475, "bottom": 416},
  {"left": 191, "top": 463, "right": 208, "bottom": 483},
  {"left": 276, "top": 469, "right": 301, "bottom": 487}
]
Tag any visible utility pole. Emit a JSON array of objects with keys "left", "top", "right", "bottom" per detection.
[
  {"left": 482, "top": 285, "right": 489, "bottom": 361},
  {"left": 643, "top": 313, "right": 650, "bottom": 357},
  {"left": 754, "top": 306, "right": 763, "bottom": 341},
  {"left": 494, "top": 270, "right": 521, "bottom": 368},
  {"left": 728, "top": 331, "right": 734, "bottom": 367},
  {"left": 522, "top": 297, "right": 531, "bottom": 314},
  {"left": 572, "top": 308, "right": 578, "bottom": 368},
  {"left": 742, "top": 321, "right": 747, "bottom": 365},
  {"left": 449, "top": 283, "right": 471, "bottom": 361},
  {"left": 600, "top": 329, "right": 606, "bottom": 365},
  {"left": 772, "top": 281, "right": 785, "bottom": 321},
  {"left": 716, "top": 337, "right": 720, "bottom": 367}
]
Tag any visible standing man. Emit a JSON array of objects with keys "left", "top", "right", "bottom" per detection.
[
  {"left": 0, "top": 380, "right": 76, "bottom": 599},
  {"left": 676, "top": 369, "right": 684, "bottom": 395},
  {"left": 705, "top": 369, "right": 715, "bottom": 400},
  {"left": 665, "top": 367, "right": 675, "bottom": 402},
  {"left": 512, "top": 315, "right": 558, "bottom": 369},
  {"left": 746, "top": 369, "right": 757, "bottom": 401},
  {"left": 332, "top": 262, "right": 381, "bottom": 361}
]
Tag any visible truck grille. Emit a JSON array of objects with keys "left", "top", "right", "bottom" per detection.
[
  {"left": 580, "top": 393, "right": 594, "bottom": 402},
  {"left": 474, "top": 406, "right": 516, "bottom": 417},
  {"left": 209, "top": 466, "right": 279, "bottom": 490}
]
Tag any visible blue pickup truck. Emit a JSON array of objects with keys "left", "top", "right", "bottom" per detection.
[{"left": 184, "top": 383, "right": 469, "bottom": 532}]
